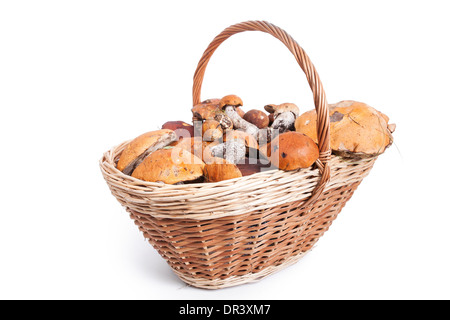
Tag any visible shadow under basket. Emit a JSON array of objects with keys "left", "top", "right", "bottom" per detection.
[
  {"left": 99, "top": 20, "right": 383, "bottom": 289},
  {"left": 100, "top": 141, "right": 376, "bottom": 289}
]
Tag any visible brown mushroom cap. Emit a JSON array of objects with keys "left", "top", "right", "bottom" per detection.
[
  {"left": 294, "top": 100, "right": 394, "bottom": 158},
  {"left": 203, "top": 157, "right": 243, "bottom": 182},
  {"left": 265, "top": 103, "right": 300, "bottom": 118},
  {"left": 270, "top": 131, "right": 319, "bottom": 171},
  {"left": 201, "top": 98, "right": 220, "bottom": 105},
  {"left": 131, "top": 147, "right": 205, "bottom": 184},
  {"left": 202, "top": 140, "right": 221, "bottom": 164},
  {"left": 202, "top": 119, "right": 223, "bottom": 141},
  {"left": 219, "top": 95, "right": 243, "bottom": 109},
  {"left": 191, "top": 104, "right": 220, "bottom": 120},
  {"left": 169, "top": 137, "right": 209, "bottom": 158},
  {"left": 243, "top": 109, "right": 270, "bottom": 129},
  {"left": 116, "top": 129, "right": 176, "bottom": 175},
  {"left": 161, "top": 121, "right": 194, "bottom": 139}
]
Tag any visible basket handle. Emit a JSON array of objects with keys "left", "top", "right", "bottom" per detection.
[{"left": 192, "top": 20, "right": 331, "bottom": 206}]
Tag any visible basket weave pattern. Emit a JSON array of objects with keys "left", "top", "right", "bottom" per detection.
[
  {"left": 100, "top": 142, "right": 376, "bottom": 289},
  {"left": 100, "top": 21, "right": 379, "bottom": 289}
]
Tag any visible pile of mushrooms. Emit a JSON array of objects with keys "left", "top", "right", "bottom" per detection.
[{"left": 115, "top": 95, "right": 395, "bottom": 184}]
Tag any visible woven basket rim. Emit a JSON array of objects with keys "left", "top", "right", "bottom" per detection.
[{"left": 100, "top": 139, "right": 377, "bottom": 221}]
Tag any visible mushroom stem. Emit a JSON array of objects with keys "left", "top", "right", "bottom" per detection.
[
  {"left": 271, "top": 112, "right": 296, "bottom": 134},
  {"left": 223, "top": 106, "right": 273, "bottom": 145},
  {"left": 208, "top": 138, "right": 246, "bottom": 164},
  {"left": 224, "top": 106, "right": 260, "bottom": 139}
]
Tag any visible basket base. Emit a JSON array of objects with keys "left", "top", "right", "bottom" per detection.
[
  {"left": 173, "top": 249, "right": 311, "bottom": 289},
  {"left": 128, "top": 178, "right": 366, "bottom": 289}
]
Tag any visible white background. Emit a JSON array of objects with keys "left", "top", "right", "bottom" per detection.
[{"left": 1, "top": 0, "right": 449, "bottom": 300}]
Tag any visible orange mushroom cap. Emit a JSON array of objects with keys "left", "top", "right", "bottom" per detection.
[
  {"left": 116, "top": 129, "right": 176, "bottom": 174},
  {"left": 270, "top": 131, "right": 319, "bottom": 171},
  {"left": 295, "top": 100, "right": 394, "bottom": 158},
  {"left": 131, "top": 147, "right": 205, "bottom": 184},
  {"left": 219, "top": 95, "right": 243, "bottom": 109},
  {"left": 203, "top": 157, "right": 243, "bottom": 182}
]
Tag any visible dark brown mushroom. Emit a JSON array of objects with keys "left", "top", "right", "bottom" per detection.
[{"left": 243, "top": 109, "right": 270, "bottom": 129}]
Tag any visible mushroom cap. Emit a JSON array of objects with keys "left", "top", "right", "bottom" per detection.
[
  {"left": 219, "top": 95, "right": 243, "bottom": 109},
  {"left": 270, "top": 131, "right": 319, "bottom": 171},
  {"left": 223, "top": 130, "right": 259, "bottom": 150},
  {"left": 243, "top": 109, "right": 270, "bottom": 129},
  {"left": 265, "top": 103, "right": 300, "bottom": 118},
  {"left": 201, "top": 98, "right": 220, "bottom": 105},
  {"left": 294, "top": 100, "right": 394, "bottom": 158},
  {"left": 203, "top": 157, "right": 243, "bottom": 182},
  {"left": 131, "top": 147, "right": 205, "bottom": 184},
  {"left": 191, "top": 103, "right": 220, "bottom": 120},
  {"left": 170, "top": 137, "right": 209, "bottom": 158},
  {"left": 161, "top": 121, "right": 194, "bottom": 139},
  {"left": 202, "top": 119, "right": 223, "bottom": 141},
  {"left": 264, "top": 104, "right": 276, "bottom": 114},
  {"left": 116, "top": 129, "right": 176, "bottom": 172},
  {"left": 202, "top": 140, "right": 221, "bottom": 164}
]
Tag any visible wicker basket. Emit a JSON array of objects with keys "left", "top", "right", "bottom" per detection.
[{"left": 100, "top": 21, "right": 380, "bottom": 289}]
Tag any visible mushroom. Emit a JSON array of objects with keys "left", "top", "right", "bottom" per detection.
[
  {"left": 116, "top": 129, "right": 177, "bottom": 176},
  {"left": 201, "top": 98, "right": 220, "bottom": 105},
  {"left": 203, "top": 157, "right": 243, "bottom": 182},
  {"left": 207, "top": 138, "right": 246, "bottom": 164},
  {"left": 264, "top": 103, "right": 300, "bottom": 135},
  {"left": 220, "top": 95, "right": 261, "bottom": 139},
  {"left": 269, "top": 131, "right": 319, "bottom": 171},
  {"left": 223, "top": 130, "right": 259, "bottom": 151},
  {"left": 205, "top": 129, "right": 260, "bottom": 165},
  {"left": 295, "top": 100, "right": 395, "bottom": 158},
  {"left": 161, "top": 120, "right": 194, "bottom": 140},
  {"left": 131, "top": 147, "right": 205, "bottom": 184},
  {"left": 243, "top": 109, "right": 270, "bottom": 129},
  {"left": 191, "top": 99, "right": 221, "bottom": 121},
  {"left": 214, "top": 113, "right": 234, "bottom": 131},
  {"left": 202, "top": 119, "right": 223, "bottom": 142},
  {"left": 169, "top": 136, "right": 209, "bottom": 160}
]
